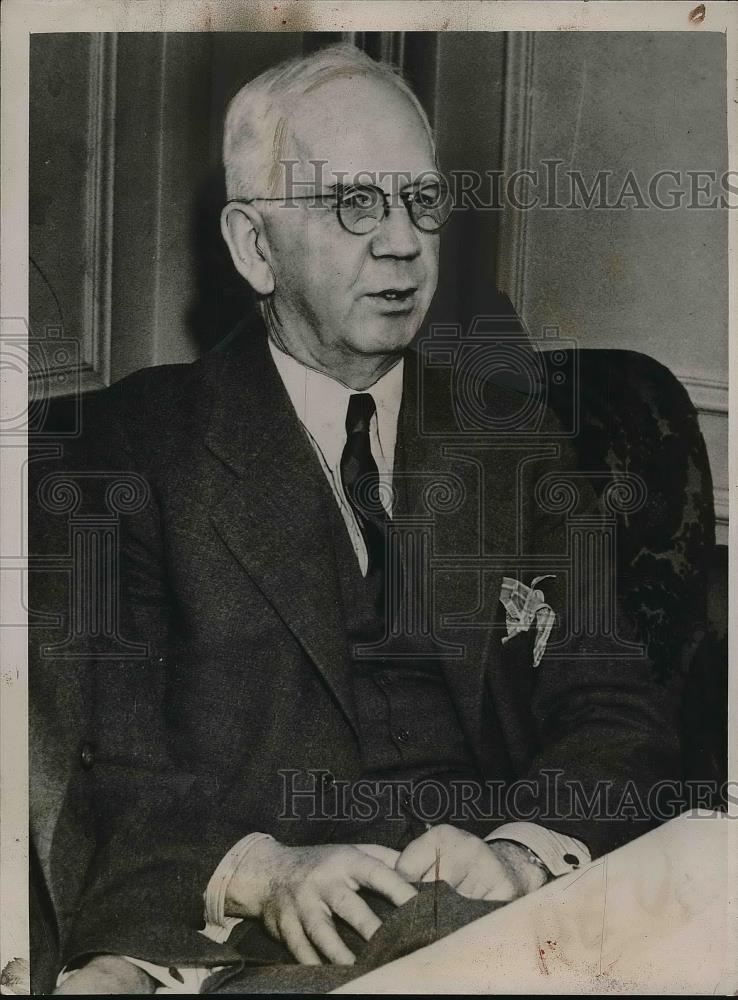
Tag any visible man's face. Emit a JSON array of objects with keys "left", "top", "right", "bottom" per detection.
[{"left": 261, "top": 75, "right": 440, "bottom": 371}]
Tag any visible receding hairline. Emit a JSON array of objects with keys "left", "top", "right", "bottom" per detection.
[
  {"left": 223, "top": 44, "right": 436, "bottom": 199},
  {"left": 288, "top": 70, "right": 435, "bottom": 155}
]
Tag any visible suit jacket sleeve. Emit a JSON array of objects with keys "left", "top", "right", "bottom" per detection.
[{"left": 61, "top": 382, "right": 246, "bottom": 973}]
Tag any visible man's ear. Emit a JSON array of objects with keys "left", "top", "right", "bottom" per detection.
[{"left": 220, "top": 202, "right": 275, "bottom": 296}]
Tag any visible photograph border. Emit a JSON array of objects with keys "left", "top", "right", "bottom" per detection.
[{"left": 2, "top": 1, "right": 736, "bottom": 991}]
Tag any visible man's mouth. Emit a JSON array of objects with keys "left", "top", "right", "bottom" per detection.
[{"left": 368, "top": 287, "right": 417, "bottom": 302}]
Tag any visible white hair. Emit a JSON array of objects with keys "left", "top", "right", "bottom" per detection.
[{"left": 222, "top": 42, "right": 435, "bottom": 200}]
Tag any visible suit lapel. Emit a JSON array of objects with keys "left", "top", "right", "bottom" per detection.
[{"left": 204, "top": 321, "right": 357, "bottom": 735}]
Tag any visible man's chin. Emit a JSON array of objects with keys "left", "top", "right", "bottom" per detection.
[{"left": 351, "top": 315, "right": 422, "bottom": 356}]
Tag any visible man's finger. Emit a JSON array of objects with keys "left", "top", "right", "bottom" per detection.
[
  {"left": 396, "top": 831, "right": 443, "bottom": 882},
  {"left": 456, "top": 874, "right": 487, "bottom": 899},
  {"left": 398, "top": 827, "right": 489, "bottom": 886},
  {"left": 482, "top": 878, "right": 517, "bottom": 903},
  {"left": 328, "top": 886, "right": 382, "bottom": 942},
  {"left": 304, "top": 912, "right": 356, "bottom": 965},
  {"left": 356, "top": 856, "right": 418, "bottom": 906},
  {"left": 278, "top": 909, "right": 323, "bottom": 966},
  {"left": 354, "top": 843, "right": 401, "bottom": 868}
]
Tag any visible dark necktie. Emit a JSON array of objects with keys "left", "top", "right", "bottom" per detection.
[{"left": 340, "top": 393, "right": 389, "bottom": 575}]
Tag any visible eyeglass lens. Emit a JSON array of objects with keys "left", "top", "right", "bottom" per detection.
[{"left": 338, "top": 183, "right": 451, "bottom": 235}]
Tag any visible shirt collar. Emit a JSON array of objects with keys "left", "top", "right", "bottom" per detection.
[{"left": 267, "top": 338, "right": 404, "bottom": 472}]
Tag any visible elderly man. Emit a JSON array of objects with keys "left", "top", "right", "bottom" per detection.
[{"left": 56, "top": 43, "right": 677, "bottom": 993}]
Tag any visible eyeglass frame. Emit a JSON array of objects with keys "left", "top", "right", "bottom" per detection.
[{"left": 232, "top": 179, "right": 452, "bottom": 236}]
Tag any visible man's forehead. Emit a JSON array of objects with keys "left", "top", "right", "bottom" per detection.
[{"left": 286, "top": 75, "right": 435, "bottom": 188}]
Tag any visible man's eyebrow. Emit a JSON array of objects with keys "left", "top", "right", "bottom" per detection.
[
  {"left": 399, "top": 175, "right": 444, "bottom": 194},
  {"left": 324, "top": 181, "right": 360, "bottom": 195},
  {"left": 403, "top": 174, "right": 443, "bottom": 186},
  {"left": 322, "top": 177, "right": 442, "bottom": 193}
]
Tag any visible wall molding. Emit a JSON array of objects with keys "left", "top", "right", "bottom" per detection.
[
  {"left": 673, "top": 371, "right": 728, "bottom": 542},
  {"left": 496, "top": 31, "right": 536, "bottom": 315},
  {"left": 344, "top": 31, "right": 406, "bottom": 68},
  {"left": 673, "top": 370, "right": 728, "bottom": 416},
  {"left": 714, "top": 487, "right": 729, "bottom": 536},
  {"left": 31, "top": 33, "right": 117, "bottom": 399},
  {"left": 81, "top": 31, "right": 117, "bottom": 395}
]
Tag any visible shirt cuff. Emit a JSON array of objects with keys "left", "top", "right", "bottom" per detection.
[
  {"left": 202, "top": 832, "right": 274, "bottom": 943},
  {"left": 485, "top": 822, "right": 590, "bottom": 877}
]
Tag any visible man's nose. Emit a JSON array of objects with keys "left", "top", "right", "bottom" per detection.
[{"left": 369, "top": 203, "right": 421, "bottom": 259}]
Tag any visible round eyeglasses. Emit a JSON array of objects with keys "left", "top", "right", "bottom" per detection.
[{"left": 241, "top": 179, "right": 452, "bottom": 236}]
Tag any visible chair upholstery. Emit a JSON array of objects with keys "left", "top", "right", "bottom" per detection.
[
  {"left": 546, "top": 348, "right": 714, "bottom": 681},
  {"left": 545, "top": 348, "right": 725, "bottom": 789}
]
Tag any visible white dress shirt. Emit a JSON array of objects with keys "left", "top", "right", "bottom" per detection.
[
  {"left": 268, "top": 338, "right": 403, "bottom": 575},
  {"left": 62, "top": 338, "right": 588, "bottom": 993}
]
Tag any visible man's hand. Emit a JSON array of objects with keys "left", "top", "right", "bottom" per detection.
[
  {"left": 53, "top": 955, "right": 155, "bottom": 994},
  {"left": 225, "top": 839, "right": 417, "bottom": 965},
  {"left": 396, "top": 825, "right": 548, "bottom": 901}
]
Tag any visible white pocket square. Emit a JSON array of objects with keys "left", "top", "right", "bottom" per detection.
[{"left": 499, "top": 575, "right": 556, "bottom": 667}]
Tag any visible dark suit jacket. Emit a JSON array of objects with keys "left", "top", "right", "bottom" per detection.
[{"left": 60, "top": 317, "right": 679, "bottom": 973}]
